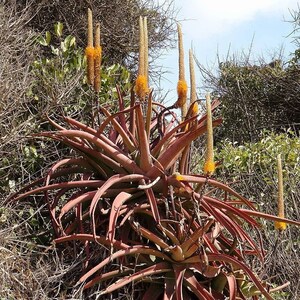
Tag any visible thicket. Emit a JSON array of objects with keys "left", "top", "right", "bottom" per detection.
[{"left": 15, "top": 0, "right": 177, "bottom": 71}]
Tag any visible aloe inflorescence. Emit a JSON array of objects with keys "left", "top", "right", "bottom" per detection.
[{"left": 7, "top": 10, "right": 300, "bottom": 300}]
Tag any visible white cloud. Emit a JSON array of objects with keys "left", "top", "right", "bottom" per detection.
[{"left": 176, "top": 0, "right": 299, "bottom": 38}]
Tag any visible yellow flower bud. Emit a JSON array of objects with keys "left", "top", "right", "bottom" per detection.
[{"left": 203, "top": 160, "right": 215, "bottom": 175}]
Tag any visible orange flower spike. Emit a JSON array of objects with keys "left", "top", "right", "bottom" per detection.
[
  {"left": 143, "top": 16, "right": 149, "bottom": 91},
  {"left": 86, "top": 8, "right": 94, "bottom": 85},
  {"left": 274, "top": 154, "right": 287, "bottom": 231},
  {"left": 203, "top": 93, "right": 215, "bottom": 175},
  {"left": 135, "top": 16, "right": 148, "bottom": 100},
  {"left": 94, "top": 22, "right": 102, "bottom": 92},
  {"left": 176, "top": 23, "right": 187, "bottom": 118}
]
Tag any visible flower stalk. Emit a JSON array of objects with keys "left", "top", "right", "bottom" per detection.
[
  {"left": 94, "top": 22, "right": 102, "bottom": 93},
  {"left": 86, "top": 8, "right": 94, "bottom": 85},
  {"left": 274, "top": 154, "right": 287, "bottom": 231},
  {"left": 135, "top": 16, "right": 148, "bottom": 100},
  {"left": 203, "top": 93, "right": 215, "bottom": 175},
  {"left": 176, "top": 23, "right": 188, "bottom": 119}
]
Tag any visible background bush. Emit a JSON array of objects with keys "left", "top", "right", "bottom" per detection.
[{"left": 215, "top": 130, "right": 300, "bottom": 297}]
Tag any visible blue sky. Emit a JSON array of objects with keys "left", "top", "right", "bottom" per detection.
[{"left": 157, "top": 0, "right": 300, "bottom": 105}]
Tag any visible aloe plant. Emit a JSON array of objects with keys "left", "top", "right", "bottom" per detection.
[{"left": 7, "top": 11, "right": 300, "bottom": 300}]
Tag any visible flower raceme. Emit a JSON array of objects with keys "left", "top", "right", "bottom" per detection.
[
  {"left": 176, "top": 79, "right": 188, "bottom": 108},
  {"left": 85, "top": 46, "right": 95, "bottom": 85},
  {"left": 135, "top": 75, "right": 148, "bottom": 99}
]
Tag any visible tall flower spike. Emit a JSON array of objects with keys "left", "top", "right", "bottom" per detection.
[
  {"left": 86, "top": 8, "right": 94, "bottom": 85},
  {"left": 143, "top": 17, "right": 149, "bottom": 90},
  {"left": 135, "top": 16, "right": 147, "bottom": 100},
  {"left": 94, "top": 22, "right": 102, "bottom": 93},
  {"left": 176, "top": 23, "right": 188, "bottom": 119},
  {"left": 189, "top": 49, "right": 198, "bottom": 117},
  {"left": 203, "top": 93, "right": 215, "bottom": 175},
  {"left": 274, "top": 154, "right": 287, "bottom": 231}
]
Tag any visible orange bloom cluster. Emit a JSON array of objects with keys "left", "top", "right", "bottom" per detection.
[
  {"left": 176, "top": 80, "right": 188, "bottom": 108},
  {"left": 135, "top": 75, "right": 148, "bottom": 100}
]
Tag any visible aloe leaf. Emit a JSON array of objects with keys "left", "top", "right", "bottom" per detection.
[
  {"left": 79, "top": 246, "right": 172, "bottom": 284},
  {"left": 96, "top": 262, "right": 172, "bottom": 294},
  {"left": 176, "top": 174, "right": 256, "bottom": 209},
  {"left": 54, "top": 233, "right": 129, "bottom": 249},
  {"left": 181, "top": 218, "right": 215, "bottom": 254},
  {"left": 185, "top": 254, "right": 273, "bottom": 300},
  {"left": 89, "top": 174, "right": 148, "bottom": 238},
  {"left": 107, "top": 191, "right": 132, "bottom": 242},
  {"left": 56, "top": 130, "right": 144, "bottom": 174},
  {"left": 203, "top": 196, "right": 259, "bottom": 227},
  {"left": 142, "top": 283, "right": 163, "bottom": 300},
  {"left": 174, "top": 265, "right": 186, "bottom": 300},
  {"left": 130, "top": 221, "right": 169, "bottom": 250},
  {"left": 184, "top": 270, "right": 215, "bottom": 300},
  {"left": 147, "top": 119, "right": 222, "bottom": 179},
  {"left": 135, "top": 105, "right": 153, "bottom": 171},
  {"left": 240, "top": 209, "right": 300, "bottom": 226},
  {"left": 226, "top": 273, "right": 237, "bottom": 300},
  {"left": 151, "top": 114, "right": 198, "bottom": 158},
  {"left": 116, "top": 85, "right": 127, "bottom": 130},
  {"left": 101, "top": 106, "right": 136, "bottom": 153}
]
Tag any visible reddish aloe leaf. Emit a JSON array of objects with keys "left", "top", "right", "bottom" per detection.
[
  {"left": 226, "top": 273, "right": 237, "bottom": 300},
  {"left": 203, "top": 196, "right": 259, "bottom": 227},
  {"left": 202, "top": 201, "right": 263, "bottom": 259},
  {"left": 240, "top": 209, "right": 300, "bottom": 227},
  {"left": 65, "top": 116, "right": 131, "bottom": 153},
  {"left": 39, "top": 133, "right": 113, "bottom": 177},
  {"left": 145, "top": 91, "right": 153, "bottom": 139},
  {"left": 151, "top": 115, "right": 198, "bottom": 158},
  {"left": 184, "top": 270, "right": 215, "bottom": 300},
  {"left": 54, "top": 233, "right": 129, "bottom": 249},
  {"left": 147, "top": 119, "right": 222, "bottom": 179},
  {"left": 89, "top": 174, "right": 147, "bottom": 238},
  {"left": 157, "top": 223, "right": 180, "bottom": 246},
  {"left": 190, "top": 263, "right": 220, "bottom": 278},
  {"left": 107, "top": 192, "right": 132, "bottom": 242},
  {"left": 12, "top": 180, "right": 104, "bottom": 202},
  {"left": 100, "top": 106, "right": 136, "bottom": 153},
  {"left": 95, "top": 262, "right": 172, "bottom": 295},
  {"left": 79, "top": 246, "right": 173, "bottom": 284},
  {"left": 174, "top": 265, "right": 186, "bottom": 300},
  {"left": 185, "top": 254, "right": 273, "bottom": 300},
  {"left": 135, "top": 104, "right": 153, "bottom": 172},
  {"left": 83, "top": 268, "right": 133, "bottom": 290},
  {"left": 142, "top": 283, "right": 163, "bottom": 300},
  {"left": 130, "top": 221, "right": 169, "bottom": 250},
  {"left": 56, "top": 130, "right": 145, "bottom": 174},
  {"left": 98, "top": 104, "right": 139, "bottom": 136},
  {"left": 144, "top": 186, "right": 161, "bottom": 223},
  {"left": 181, "top": 218, "right": 215, "bottom": 254},
  {"left": 55, "top": 134, "right": 127, "bottom": 175},
  {"left": 116, "top": 85, "right": 127, "bottom": 130},
  {"left": 177, "top": 175, "right": 256, "bottom": 209},
  {"left": 119, "top": 203, "right": 152, "bottom": 227},
  {"left": 59, "top": 190, "right": 96, "bottom": 224},
  {"left": 164, "top": 275, "right": 176, "bottom": 299}
]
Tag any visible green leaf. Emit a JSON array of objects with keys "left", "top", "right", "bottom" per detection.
[
  {"left": 45, "top": 31, "right": 51, "bottom": 45},
  {"left": 36, "top": 36, "right": 48, "bottom": 46},
  {"left": 54, "top": 22, "right": 63, "bottom": 37}
]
